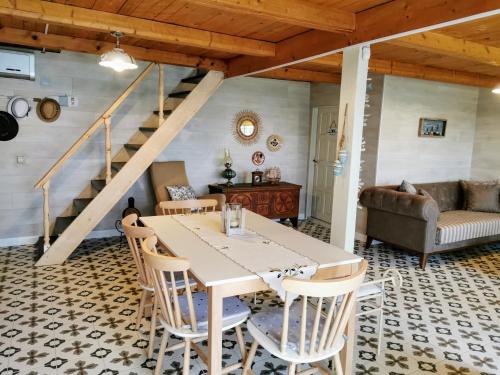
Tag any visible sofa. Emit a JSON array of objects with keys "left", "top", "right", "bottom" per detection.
[
  {"left": 359, "top": 181, "right": 500, "bottom": 269},
  {"left": 149, "top": 161, "right": 225, "bottom": 215}
]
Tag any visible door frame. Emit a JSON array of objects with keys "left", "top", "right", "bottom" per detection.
[{"left": 305, "top": 105, "right": 338, "bottom": 220}]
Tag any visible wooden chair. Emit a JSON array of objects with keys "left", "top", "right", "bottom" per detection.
[
  {"left": 355, "top": 268, "right": 402, "bottom": 355},
  {"left": 122, "top": 213, "right": 195, "bottom": 358},
  {"left": 141, "top": 235, "right": 251, "bottom": 375},
  {"left": 243, "top": 260, "right": 368, "bottom": 375},
  {"left": 159, "top": 198, "right": 218, "bottom": 215}
]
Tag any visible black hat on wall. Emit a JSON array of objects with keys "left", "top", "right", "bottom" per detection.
[{"left": 0, "top": 110, "right": 19, "bottom": 141}]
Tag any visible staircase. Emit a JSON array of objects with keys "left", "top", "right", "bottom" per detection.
[{"left": 35, "top": 64, "right": 223, "bottom": 266}]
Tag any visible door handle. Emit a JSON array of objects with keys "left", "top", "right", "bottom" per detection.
[{"left": 313, "top": 159, "right": 318, "bottom": 163}]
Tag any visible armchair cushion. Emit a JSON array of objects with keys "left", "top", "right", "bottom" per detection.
[{"left": 166, "top": 185, "right": 197, "bottom": 201}]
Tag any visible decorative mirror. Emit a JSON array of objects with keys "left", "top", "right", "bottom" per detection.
[{"left": 232, "top": 110, "right": 261, "bottom": 145}]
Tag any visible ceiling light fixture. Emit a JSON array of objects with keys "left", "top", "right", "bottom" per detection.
[
  {"left": 492, "top": 85, "right": 500, "bottom": 95},
  {"left": 99, "top": 31, "right": 138, "bottom": 72}
]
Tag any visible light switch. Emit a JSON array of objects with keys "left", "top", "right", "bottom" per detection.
[{"left": 16, "top": 156, "right": 25, "bottom": 165}]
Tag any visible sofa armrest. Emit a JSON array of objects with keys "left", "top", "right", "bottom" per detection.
[
  {"left": 360, "top": 187, "right": 439, "bottom": 221},
  {"left": 198, "top": 193, "right": 226, "bottom": 211}
]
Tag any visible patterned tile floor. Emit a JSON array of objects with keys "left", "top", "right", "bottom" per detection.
[{"left": 0, "top": 219, "right": 499, "bottom": 375}]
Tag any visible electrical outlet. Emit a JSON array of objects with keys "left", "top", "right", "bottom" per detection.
[
  {"left": 16, "top": 156, "right": 25, "bottom": 165},
  {"left": 68, "top": 96, "right": 78, "bottom": 107}
]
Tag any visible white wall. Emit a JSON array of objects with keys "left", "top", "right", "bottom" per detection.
[
  {"left": 0, "top": 50, "right": 311, "bottom": 242},
  {"left": 471, "top": 88, "right": 500, "bottom": 181},
  {"left": 376, "top": 76, "right": 479, "bottom": 185}
]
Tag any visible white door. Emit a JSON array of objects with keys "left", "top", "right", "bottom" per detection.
[{"left": 311, "top": 106, "right": 338, "bottom": 223}]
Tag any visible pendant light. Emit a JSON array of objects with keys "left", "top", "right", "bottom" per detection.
[{"left": 99, "top": 31, "right": 138, "bottom": 72}]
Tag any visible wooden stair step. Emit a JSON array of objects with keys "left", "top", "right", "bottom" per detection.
[
  {"left": 91, "top": 179, "right": 106, "bottom": 193},
  {"left": 181, "top": 74, "right": 206, "bottom": 84},
  {"left": 111, "top": 161, "right": 127, "bottom": 172},
  {"left": 124, "top": 143, "right": 142, "bottom": 151},
  {"left": 153, "top": 109, "right": 172, "bottom": 116},
  {"left": 169, "top": 91, "right": 191, "bottom": 99},
  {"left": 139, "top": 126, "right": 158, "bottom": 133},
  {"left": 73, "top": 198, "right": 93, "bottom": 215},
  {"left": 53, "top": 216, "right": 77, "bottom": 235}
]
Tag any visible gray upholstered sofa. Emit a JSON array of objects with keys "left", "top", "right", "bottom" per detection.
[{"left": 359, "top": 181, "right": 500, "bottom": 269}]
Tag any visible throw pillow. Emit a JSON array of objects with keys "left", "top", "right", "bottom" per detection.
[
  {"left": 460, "top": 179, "right": 498, "bottom": 209},
  {"left": 466, "top": 184, "right": 500, "bottom": 213},
  {"left": 166, "top": 185, "right": 197, "bottom": 201},
  {"left": 398, "top": 180, "right": 417, "bottom": 194}
]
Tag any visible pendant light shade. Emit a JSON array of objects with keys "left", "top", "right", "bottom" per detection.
[{"left": 99, "top": 32, "right": 138, "bottom": 72}]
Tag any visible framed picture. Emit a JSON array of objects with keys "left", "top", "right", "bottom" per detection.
[{"left": 419, "top": 118, "right": 447, "bottom": 137}]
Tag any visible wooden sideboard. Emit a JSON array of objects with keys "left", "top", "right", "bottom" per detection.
[{"left": 208, "top": 182, "right": 301, "bottom": 228}]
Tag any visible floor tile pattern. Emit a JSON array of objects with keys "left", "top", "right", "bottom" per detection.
[{"left": 0, "top": 219, "right": 498, "bottom": 375}]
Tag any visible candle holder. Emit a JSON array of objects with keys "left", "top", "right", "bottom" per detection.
[{"left": 221, "top": 203, "right": 246, "bottom": 236}]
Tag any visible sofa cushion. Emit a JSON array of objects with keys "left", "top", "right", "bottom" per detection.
[
  {"left": 466, "top": 183, "right": 500, "bottom": 213},
  {"left": 436, "top": 210, "right": 500, "bottom": 245},
  {"left": 415, "top": 182, "right": 463, "bottom": 212}
]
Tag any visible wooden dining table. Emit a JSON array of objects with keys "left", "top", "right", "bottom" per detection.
[{"left": 141, "top": 211, "right": 362, "bottom": 375}]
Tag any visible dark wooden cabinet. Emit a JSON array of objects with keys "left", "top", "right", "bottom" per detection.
[{"left": 208, "top": 182, "right": 301, "bottom": 227}]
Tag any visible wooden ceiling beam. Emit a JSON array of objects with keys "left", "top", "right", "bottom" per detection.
[
  {"left": 186, "top": 0, "right": 355, "bottom": 33},
  {"left": 0, "top": 27, "right": 228, "bottom": 71},
  {"left": 227, "top": 0, "right": 500, "bottom": 77},
  {"left": 307, "top": 54, "right": 499, "bottom": 88},
  {"left": 386, "top": 31, "right": 500, "bottom": 66},
  {"left": 254, "top": 68, "right": 341, "bottom": 84},
  {"left": 0, "top": 0, "right": 275, "bottom": 57}
]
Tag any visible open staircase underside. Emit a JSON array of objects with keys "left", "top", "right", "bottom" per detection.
[{"left": 36, "top": 70, "right": 224, "bottom": 266}]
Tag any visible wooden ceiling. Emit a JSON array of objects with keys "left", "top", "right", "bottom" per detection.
[{"left": 0, "top": 0, "right": 499, "bottom": 87}]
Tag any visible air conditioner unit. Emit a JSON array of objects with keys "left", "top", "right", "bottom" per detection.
[{"left": 0, "top": 49, "right": 35, "bottom": 80}]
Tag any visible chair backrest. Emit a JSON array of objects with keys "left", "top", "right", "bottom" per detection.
[
  {"left": 280, "top": 259, "right": 368, "bottom": 357},
  {"left": 141, "top": 236, "right": 199, "bottom": 333},
  {"left": 122, "top": 213, "right": 155, "bottom": 288},
  {"left": 149, "top": 161, "right": 190, "bottom": 204},
  {"left": 159, "top": 199, "right": 218, "bottom": 215}
]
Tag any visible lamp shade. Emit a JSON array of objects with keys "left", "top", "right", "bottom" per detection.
[
  {"left": 99, "top": 48, "right": 138, "bottom": 72},
  {"left": 492, "top": 86, "right": 500, "bottom": 95}
]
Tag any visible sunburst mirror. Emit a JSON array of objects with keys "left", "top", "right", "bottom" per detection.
[{"left": 232, "top": 110, "right": 261, "bottom": 145}]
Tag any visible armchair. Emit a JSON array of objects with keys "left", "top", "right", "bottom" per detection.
[{"left": 149, "top": 161, "right": 225, "bottom": 215}]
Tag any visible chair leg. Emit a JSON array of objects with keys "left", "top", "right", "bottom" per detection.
[
  {"left": 183, "top": 339, "right": 191, "bottom": 375},
  {"left": 242, "top": 340, "right": 258, "bottom": 374},
  {"left": 136, "top": 290, "right": 148, "bottom": 329},
  {"left": 333, "top": 354, "right": 343, "bottom": 375},
  {"left": 288, "top": 363, "right": 296, "bottom": 375},
  {"left": 148, "top": 295, "right": 158, "bottom": 358},
  {"left": 154, "top": 332, "right": 169, "bottom": 375},
  {"left": 377, "top": 295, "right": 384, "bottom": 356},
  {"left": 235, "top": 326, "right": 246, "bottom": 361}
]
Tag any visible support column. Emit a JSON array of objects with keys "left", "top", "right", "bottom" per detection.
[{"left": 330, "top": 45, "right": 370, "bottom": 252}]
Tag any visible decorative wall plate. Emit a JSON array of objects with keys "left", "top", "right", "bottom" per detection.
[
  {"left": 266, "top": 134, "right": 283, "bottom": 152},
  {"left": 232, "top": 110, "right": 261, "bottom": 145},
  {"left": 252, "top": 151, "right": 265, "bottom": 166}
]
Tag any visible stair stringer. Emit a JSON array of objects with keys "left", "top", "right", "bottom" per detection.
[{"left": 36, "top": 71, "right": 224, "bottom": 266}]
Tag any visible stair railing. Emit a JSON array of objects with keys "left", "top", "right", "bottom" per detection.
[{"left": 34, "top": 62, "right": 160, "bottom": 251}]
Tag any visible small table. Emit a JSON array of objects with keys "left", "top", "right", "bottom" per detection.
[
  {"left": 208, "top": 182, "right": 301, "bottom": 227},
  {"left": 141, "top": 211, "right": 362, "bottom": 375}
]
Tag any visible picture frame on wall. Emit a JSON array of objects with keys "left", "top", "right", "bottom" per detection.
[{"left": 419, "top": 118, "right": 447, "bottom": 137}]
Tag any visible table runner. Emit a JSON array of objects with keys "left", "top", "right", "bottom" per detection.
[{"left": 172, "top": 213, "right": 318, "bottom": 303}]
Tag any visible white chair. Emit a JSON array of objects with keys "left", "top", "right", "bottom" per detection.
[
  {"left": 122, "top": 214, "right": 196, "bottom": 358},
  {"left": 243, "top": 260, "right": 368, "bottom": 375},
  {"left": 159, "top": 198, "right": 218, "bottom": 215},
  {"left": 356, "top": 268, "right": 403, "bottom": 355},
  {"left": 141, "top": 235, "right": 251, "bottom": 375}
]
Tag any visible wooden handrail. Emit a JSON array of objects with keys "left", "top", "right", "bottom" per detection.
[{"left": 34, "top": 62, "right": 155, "bottom": 189}]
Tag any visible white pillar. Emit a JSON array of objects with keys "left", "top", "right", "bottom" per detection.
[{"left": 330, "top": 45, "right": 370, "bottom": 251}]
